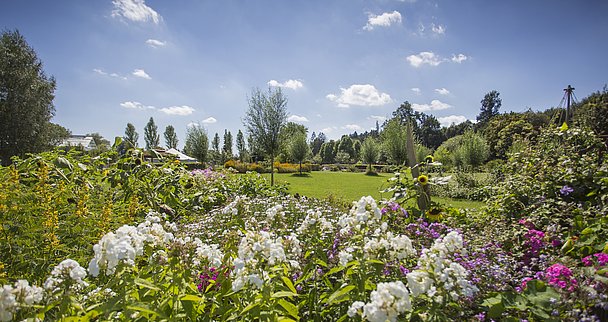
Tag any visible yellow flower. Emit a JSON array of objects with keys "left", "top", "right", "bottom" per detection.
[
  {"left": 417, "top": 174, "right": 429, "bottom": 185},
  {"left": 426, "top": 207, "right": 443, "bottom": 221},
  {"left": 424, "top": 155, "right": 434, "bottom": 163}
]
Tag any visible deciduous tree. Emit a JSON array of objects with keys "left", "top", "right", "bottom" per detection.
[
  {"left": 243, "top": 87, "right": 288, "bottom": 185},
  {"left": 124, "top": 123, "right": 139, "bottom": 149},
  {"left": 184, "top": 125, "right": 208, "bottom": 163},
  {"left": 0, "top": 30, "right": 58, "bottom": 165}
]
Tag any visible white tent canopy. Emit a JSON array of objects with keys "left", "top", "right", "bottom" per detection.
[{"left": 165, "top": 148, "right": 197, "bottom": 162}]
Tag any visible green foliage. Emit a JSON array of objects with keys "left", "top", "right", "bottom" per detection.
[
  {"left": 0, "top": 30, "right": 58, "bottom": 165},
  {"left": 360, "top": 137, "right": 379, "bottom": 173},
  {"left": 222, "top": 129, "right": 233, "bottom": 162},
  {"left": 163, "top": 125, "right": 178, "bottom": 149},
  {"left": 243, "top": 87, "right": 289, "bottom": 185},
  {"left": 144, "top": 117, "right": 160, "bottom": 150},
  {"left": 459, "top": 130, "right": 490, "bottom": 168},
  {"left": 236, "top": 129, "right": 248, "bottom": 162},
  {"left": 381, "top": 118, "right": 407, "bottom": 166},
  {"left": 476, "top": 90, "right": 501, "bottom": 129},
  {"left": 573, "top": 86, "right": 608, "bottom": 146},
  {"left": 183, "top": 125, "right": 209, "bottom": 163},
  {"left": 124, "top": 123, "right": 139, "bottom": 148},
  {"left": 289, "top": 133, "right": 309, "bottom": 174}
]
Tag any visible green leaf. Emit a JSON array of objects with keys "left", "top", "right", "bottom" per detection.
[
  {"left": 327, "top": 285, "right": 355, "bottom": 305},
  {"left": 241, "top": 300, "right": 260, "bottom": 314},
  {"left": 272, "top": 291, "right": 298, "bottom": 298},
  {"left": 281, "top": 276, "right": 298, "bottom": 294},
  {"left": 277, "top": 299, "right": 299, "bottom": 320},
  {"left": 180, "top": 294, "right": 204, "bottom": 302},
  {"left": 126, "top": 305, "right": 160, "bottom": 317},
  {"left": 134, "top": 278, "right": 160, "bottom": 291}
]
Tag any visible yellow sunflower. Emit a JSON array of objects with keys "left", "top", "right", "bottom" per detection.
[
  {"left": 424, "top": 155, "right": 434, "bottom": 163},
  {"left": 417, "top": 174, "right": 429, "bottom": 185}
]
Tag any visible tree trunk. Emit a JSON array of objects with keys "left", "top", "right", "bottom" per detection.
[
  {"left": 299, "top": 161, "right": 302, "bottom": 175},
  {"left": 270, "top": 155, "right": 274, "bottom": 186}
]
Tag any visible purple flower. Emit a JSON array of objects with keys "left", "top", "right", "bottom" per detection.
[
  {"left": 595, "top": 252, "right": 608, "bottom": 266},
  {"left": 582, "top": 256, "right": 593, "bottom": 267},
  {"left": 560, "top": 185, "right": 574, "bottom": 196}
]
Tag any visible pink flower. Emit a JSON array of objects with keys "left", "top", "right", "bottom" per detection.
[
  {"left": 594, "top": 253, "right": 608, "bottom": 266},
  {"left": 582, "top": 256, "right": 593, "bottom": 267}
]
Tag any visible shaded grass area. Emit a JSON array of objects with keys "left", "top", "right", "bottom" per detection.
[{"left": 262, "top": 171, "right": 486, "bottom": 209}]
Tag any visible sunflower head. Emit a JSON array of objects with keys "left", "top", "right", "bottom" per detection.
[
  {"left": 424, "top": 155, "right": 434, "bottom": 163},
  {"left": 417, "top": 174, "right": 429, "bottom": 185}
]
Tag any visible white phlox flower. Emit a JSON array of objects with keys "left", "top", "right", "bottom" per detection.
[
  {"left": 353, "top": 281, "right": 412, "bottom": 322},
  {"left": 44, "top": 259, "right": 88, "bottom": 293}
]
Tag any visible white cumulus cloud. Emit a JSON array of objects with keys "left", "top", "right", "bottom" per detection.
[
  {"left": 412, "top": 100, "right": 452, "bottom": 112},
  {"left": 406, "top": 51, "right": 442, "bottom": 67},
  {"left": 146, "top": 39, "right": 166, "bottom": 47},
  {"left": 201, "top": 117, "right": 217, "bottom": 124},
  {"left": 267, "top": 79, "right": 304, "bottom": 90},
  {"left": 132, "top": 69, "right": 151, "bottom": 79},
  {"left": 120, "top": 101, "right": 154, "bottom": 110},
  {"left": 438, "top": 115, "right": 469, "bottom": 127},
  {"left": 112, "top": 0, "right": 161, "bottom": 24},
  {"left": 327, "top": 84, "right": 392, "bottom": 108},
  {"left": 411, "top": 87, "right": 421, "bottom": 94},
  {"left": 451, "top": 54, "right": 468, "bottom": 63},
  {"left": 364, "top": 11, "right": 402, "bottom": 30},
  {"left": 434, "top": 88, "right": 450, "bottom": 95},
  {"left": 288, "top": 115, "right": 309, "bottom": 123},
  {"left": 159, "top": 105, "right": 195, "bottom": 116}
]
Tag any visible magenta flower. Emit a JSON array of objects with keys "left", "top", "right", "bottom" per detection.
[
  {"left": 545, "top": 263, "right": 577, "bottom": 292},
  {"left": 595, "top": 252, "right": 608, "bottom": 266}
]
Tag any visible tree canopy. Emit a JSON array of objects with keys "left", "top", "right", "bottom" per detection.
[
  {"left": 143, "top": 117, "right": 159, "bottom": 150},
  {"left": 243, "top": 87, "right": 288, "bottom": 185},
  {"left": 0, "top": 30, "right": 58, "bottom": 165},
  {"left": 164, "top": 125, "right": 178, "bottom": 149},
  {"left": 124, "top": 123, "right": 139, "bottom": 149},
  {"left": 184, "top": 125, "right": 208, "bottom": 163}
]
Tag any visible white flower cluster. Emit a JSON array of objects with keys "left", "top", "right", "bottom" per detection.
[
  {"left": 44, "top": 259, "right": 88, "bottom": 294},
  {"left": 351, "top": 232, "right": 479, "bottom": 321},
  {"left": 348, "top": 281, "right": 411, "bottom": 322},
  {"left": 265, "top": 204, "right": 284, "bottom": 223},
  {"left": 193, "top": 238, "right": 223, "bottom": 268},
  {"left": 336, "top": 196, "right": 416, "bottom": 267},
  {"left": 338, "top": 196, "right": 383, "bottom": 235},
  {"left": 296, "top": 209, "right": 335, "bottom": 236},
  {"left": 88, "top": 213, "right": 175, "bottom": 277},
  {"left": 363, "top": 231, "right": 416, "bottom": 262},
  {"left": 0, "top": 280, "right": 43, "bottom": 322},
  {"left": 407, "top": 231, "right": 478, "bottom": 302},
  {"left": 231, "top": 230, "right": 301, "bottom": 292}
]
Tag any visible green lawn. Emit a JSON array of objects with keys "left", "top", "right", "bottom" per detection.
[{"left": 261, "top": 171, "right": 486, "bottom": 209}]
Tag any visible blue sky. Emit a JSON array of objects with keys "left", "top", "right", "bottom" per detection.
[{"left": 2, "top": 0, "right": 607, "bottom": 147}]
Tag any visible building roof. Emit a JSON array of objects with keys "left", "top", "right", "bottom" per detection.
[{"left": 61, "top": 135, "right": 97, "bottom": 151}]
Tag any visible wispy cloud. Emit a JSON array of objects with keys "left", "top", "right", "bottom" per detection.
[
  {"left": 438, "top": 115, "right": 468, "bottom": 127},
  {"left": 411, "top": 87, "right": 421, "bottom": 95},
  {"left": 342, "top": 124, "right": 363, "bottom": 131},
  {"left": 451, "top": 54, "right": 468, "bottom": 63},
  {"left": 327, "top": 84, "right": 391, "bottom": 108},
  {"left": 368, "top": 115, "right": 387, "bottom": 123},
  {"left": 407, "top": 51, "right": 469, "bottom": 67},
  {"left": 120, "top": 101, "right": 154, "bottom": 110},
  {"left": 434, "top": 88, "right": 450, "bottom": 95},
  {"left": 159, "top": 105, "right": 195, "bottom": 116},
  {"left": 364, "top": 11, "right": 402, "bottom": 31},
  {"left": 431, "top": 23, "right": 445, "bottom": 35},
  {"left": 201, "top": 117, "right": 217, "bottom": 124},
  {"left": 412, "top": 100, "right": 452, "bottom": 112},
  {"left": 267, "top": 79, "right": 304, "bottom": 90},
  {"left": 288, "top": 115, "right": 309, "bottom": 123},
  {"left": 93, "top": 68, "right": 127, "bottom": 80},
  {"left": 112, "top": 0, "right": 161, "bottom": 24},
  {"left": 132, "top": 69, "right": 151, "bottom": 79},
  {"left": 145, "top": 39, "right": 166, "bottom": 47}
]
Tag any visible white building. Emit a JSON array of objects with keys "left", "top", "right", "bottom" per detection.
[{"left": 60, "top": 135, "right": 97, "bottom": 151}]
